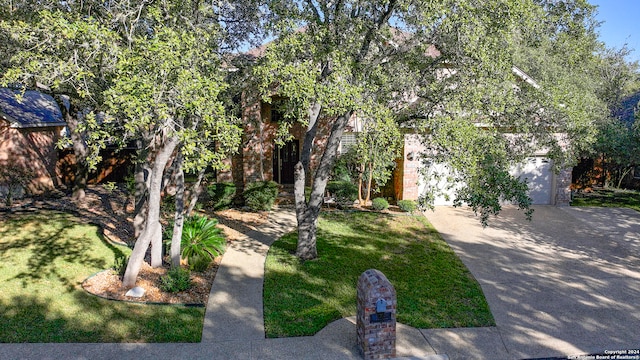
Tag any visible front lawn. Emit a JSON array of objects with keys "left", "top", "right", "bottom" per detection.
[
  {"left": 263, "top": 211, "right": 494, "bottom": 338},
  {"left": 0, "top": 211, "right": 204, "bottom": 342},
  {"left": 572, "top": 188, "right": 640, "bottom": 212}
]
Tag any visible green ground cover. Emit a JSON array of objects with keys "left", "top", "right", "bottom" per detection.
[
  {"left": 0, "top": 211, "right": 204, "bottom": 342},
  {"left": 263, "top": 211, "right": 494, "bottom": 338},
  {"left": 572, "top": 188, "right": 640, "bottom": 212}
]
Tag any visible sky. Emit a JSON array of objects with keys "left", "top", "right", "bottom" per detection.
[{"left": 589, "top": 0, "right": 640, "bottom": 62}]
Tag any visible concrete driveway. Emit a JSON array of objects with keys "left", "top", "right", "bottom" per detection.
[{"left": 423, "top": 205, "right": 640, "bottom": 359}]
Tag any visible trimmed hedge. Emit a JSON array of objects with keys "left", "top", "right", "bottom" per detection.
[
  {"left": 207, "top": 182, "right": 237, "bottom": 210},
  {"left": 243, "top": 181, "right": 279, "bottom": 211},
  {"left": 326, "top": 181, "right": 358, "bottom": 205},
  {"left": 372, "top": 197, "right": 389, "bottom": 211},
  {"left": 397, "top": 199, "right": 417, "bottom": 213}
]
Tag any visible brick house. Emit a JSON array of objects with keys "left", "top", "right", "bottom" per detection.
[
  {"left": 219, "top": 36, "right": 571, "bottom": 205},
  {"left": 216, "top": 98, "right": 361, "bottom": 190},
  {"left": 219, "top": 72, "right": 572, "bottom": 206},
  {"left": 0, "top": 88, "right": 66, "bottom": 196}
]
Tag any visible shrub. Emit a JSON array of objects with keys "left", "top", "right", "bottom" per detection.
[
  {"left": 326, "top": 181, "right": 358, "bottom": 205},
  {"left": 124, "top": 173, "right": 136, "bottom": 196},
  {"left": 159, "top": 267, "right": 192, "bottom": 293},
  {"left": 397, "top": 200, "right": 417, "bottom": 213},
  {"left": 372, "top": 197, "right": 389, "bottom": 211},
  {"left": 207, "top": 182, "right": 237, "bottom": 210},
  {"left": 187, "top": 253, "right": 212, "bottom": 272},
  {"left": 112, "top": 255, "right": 129, "bottom": 279},
  {"left": 102, "top": 181, "right": 117, "bottom": 194},
  {"left": 181, "top": 215, "right": 226, "bottom": 266},
  {"left": 0, "top": 164, "right": 33, "bottom": 206},
  {"left": 243, "top": 181, "right": 279, "bottom": 211}
]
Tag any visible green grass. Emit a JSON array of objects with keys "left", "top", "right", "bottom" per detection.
[
  {"left": 0, "top": 211, "right": 204, "bottom": 342},
  {"left": 264, "top": 211, "right": 494, "bottom": 338},
  {"left": 572, "top": 188, "right": 640, "bottom": 212}
]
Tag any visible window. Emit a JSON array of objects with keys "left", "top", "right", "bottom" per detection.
[
  {"left": 270, "top": 107, "right": 284, "bottom": 123},
  {"left": 339, "top": 133, "right": 357, "bottom": 154}
]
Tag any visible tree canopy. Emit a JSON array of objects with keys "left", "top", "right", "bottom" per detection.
[
  {"left": 1, "top": 0, "right": 626, "bottom": 265},
  {"left": 252, "top": 0, "right": 610, "bottom": 258},
  {"left": 0, "top": 0, "right": 262, "bottom": 286}
]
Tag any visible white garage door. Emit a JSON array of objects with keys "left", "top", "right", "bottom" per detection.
[
  {"left": 418, "top": 157, "right": 554, "bottom": 206},
  {"left": 510, "top": 157, "right": 553, "bottom": 205}
]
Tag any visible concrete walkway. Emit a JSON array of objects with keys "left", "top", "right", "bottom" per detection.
[
  {"left": 198, "top": 206, "right": 445, "bottom": 359},
  {"left": 202, "top": 208, "right": 296, "bottom": 342}
]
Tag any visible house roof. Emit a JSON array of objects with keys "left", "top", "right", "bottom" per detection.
[{"left": 0, "top": 88, "right": 66, "bottom": 128}]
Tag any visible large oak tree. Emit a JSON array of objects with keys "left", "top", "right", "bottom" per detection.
[
  {"left": 254, "top": 0, "right": 607, "bottom": 260},
  {"left": 1, "top": 0, "right": 263, "bottom": 287}
]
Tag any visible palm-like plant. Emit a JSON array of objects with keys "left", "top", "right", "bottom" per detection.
[{"left": 181, "top": 215, "right": 226, "bottom": 269}]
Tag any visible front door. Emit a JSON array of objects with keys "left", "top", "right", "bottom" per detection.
[{"left": 273, "top": 140, "right": 299, "bottom": 184}]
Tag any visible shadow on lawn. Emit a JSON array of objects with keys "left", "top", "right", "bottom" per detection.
[
  {"left": 1, "top": 186, "right": 135, "bottom": 245},
  {"left": 0, "top": 292, "right": 204, "bottom": 342},
  {"left": 572, "top": 188, "right": 640, "bottom": 212},
  {"left": 0, "top": 212, "right": 202, "bottom": 343},
  {"left": 0, "top": 212, "right": 127, "bottom": 289},
  {"left": 264, "top": 211, "right": 493, "bottom": 337}
]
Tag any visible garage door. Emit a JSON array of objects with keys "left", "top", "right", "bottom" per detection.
[
  {"left": 510, "top": 157, "right": 553, "bottom": 205},
  {"left": 418, "top": 157, "right": 554, "bottom": 206}
]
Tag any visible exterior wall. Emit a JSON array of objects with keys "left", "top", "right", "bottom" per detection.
[
  {"left": 242, "top": 100, "right": 275, "bottom": 184},
  {"left": 0, "top": 120, "right": 61, "bottom": 194},
  {"left": 555, "top": 167, "right": 572, "bottom": 206},
  {"left": 218, "top": 98, "right": 334, "bottom": 189},
  {"left": 394, "top": 134, "right": 426, "bottom": 201}
]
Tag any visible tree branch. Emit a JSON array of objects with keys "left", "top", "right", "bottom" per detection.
[
  {"left": 356, "top": 0, "right": 398, "bottom": 63},
  {"left": 305, "top": 0, "right": 322, "bottom": 23}
]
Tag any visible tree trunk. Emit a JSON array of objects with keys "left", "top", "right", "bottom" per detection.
[
  {"left": 601, "top": 153, "right": 607, "bottom": 187},
  {"left": 295, "top": 109, "right": 353, "bottom": 260},
  {"left": 617, "top": 167, "right": 632, "bottom": 189},
  {"left": 133, "top": 141, "right": 151, "bottom": 238},
  {"left": 171, "top": 150, "right": 185, "bottom": 268},
  {"left": 57, "top": 99, "right": 88, "bottom": 200},
  {"left": 357, "top": 163, "right": 365, "bottom": 204},
  {"left": 365, "top": 162, "right": 374, "bottom": 203},
  {"left": 122, "top": 135, "right": 179, "bottom": 288},
  {"left": 294, "top": 161, "right": 318, "bottom": 259},
  {"left": 186, "top": 167, "right": 207, "bottom": 215}
]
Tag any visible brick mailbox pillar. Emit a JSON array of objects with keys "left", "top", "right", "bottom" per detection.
[{"left": 357, "top": 269, "right": 397, "bottom": 359}]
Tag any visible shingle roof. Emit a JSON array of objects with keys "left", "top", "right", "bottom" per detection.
[{"left": 0, "top": 88, "right": 66, "bottom": 128}]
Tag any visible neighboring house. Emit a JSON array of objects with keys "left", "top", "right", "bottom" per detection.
[{"left": 0, "top": 88, "right": 66, "bottom": 196}]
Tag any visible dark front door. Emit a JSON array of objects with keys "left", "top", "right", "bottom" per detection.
[{"left": 273, "top": 140, "right": 299, "bottom": 184}]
